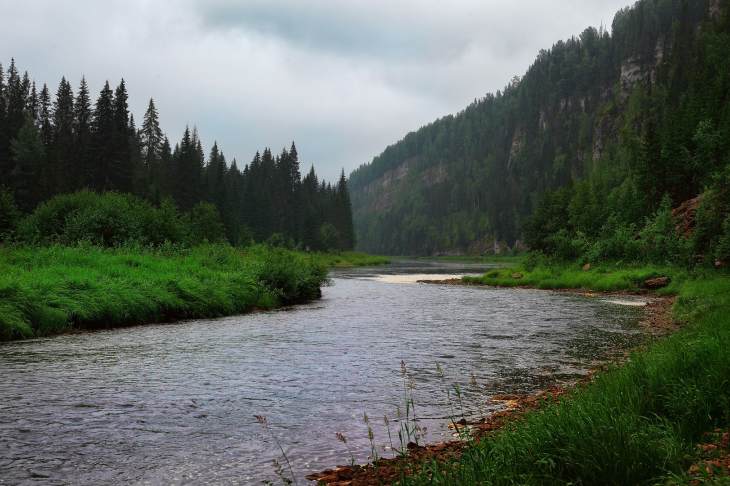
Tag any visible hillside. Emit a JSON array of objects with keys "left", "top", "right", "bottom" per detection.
[{"left": 349, "top": 0, "right": 729, "bottom": 257}]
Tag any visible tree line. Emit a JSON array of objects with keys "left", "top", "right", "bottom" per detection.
[{"left": 0, "top": 60, "right": 355, "bottom": 250}]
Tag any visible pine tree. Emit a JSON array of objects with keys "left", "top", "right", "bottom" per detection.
[
  {"left": 74, "top": 77, "right": 92, "bottom": 188},
  {"left": 301, "top": 165, "right": 321, "bottom": 249},
  {"left": 10, "top": 116, "right": 44, "bottom": 211},
  {"left": 173, "top": 126, "right": 202, "bottom": 210},
  {"left": 52, "top": 77, "right": 75, "bottom": 193},
  {"left": 110, "top": 79, "right": 132, "bottom": 192},
  {"left": 157, "top": 135, "right": 173, "bottom": 201},
  {"left": 2, "top": 59, "right": 25, "bottom": 179},
  {"left": 91, "top": 81, "right": 115, "bottom": 190},
  {"left": 0, "top": 63, "right": 8, "bottom": 177},
  {"left": 27, "top": 82, "right": 38, "bottom": 122},
  {"left": 38, "top": 84, "right": 52, "bottom": 149},
  {"left": 140, "top": 98, "right": 163, "bottom": 169},
  {"left": 128, "top": 113, "right": 143, "bottom": 196},
  {"left": 335, "top": 169, "right": 355, "bottom": 250},
  {"left": 205, "top": 141, "right": 226, "bottom": 210}
]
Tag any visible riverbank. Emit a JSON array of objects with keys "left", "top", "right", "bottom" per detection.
[
  {"left": 0, "top": 244, "right": 378, "bottom": 342},
  {"left": 312, "top": 251, "right": 390, "bottom": 268},
  {"left": 311, "top": 263, "right": 730, "bottom": 484}
]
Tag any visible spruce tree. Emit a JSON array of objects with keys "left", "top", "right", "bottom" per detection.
[
  {"left": 140, "top": 99, "right": 163, "bottom": 169},
  {"left": 74, "top": 77, "right": 92, "bottom": 188},
  {"left": 173, "top": 126, "right": 202, "bottom": 210},
  {"left": 91, "top": 81, "right": 115, "bottom": 190},
  {"left": 0, "top": 63, "right": 8, "bottom": 177},
  {"left": 2, "top": 59, "right": 25, "bottom": 179},
  {"left": 157, "top": 135, "right": 173, "bottom": 201},
  {"left": 27, "top": 82, "right": 38, "bottom": 122},
  {"left": 10, "top": 116, "right": 44, "bottom": 211},
  {"left": 110, "top": 79, "right": 132, "bottom": 192},
  {"left": 38, "top": 84, "right": 53, "bottom": 149},
  {"left": 52, "top": 77, "right": 75, "bottom": 193}
]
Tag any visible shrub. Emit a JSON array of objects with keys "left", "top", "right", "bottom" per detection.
[
  {"left": 186, "top": 202, "right": 227, "bottom": 245},
  {"left": 16, "top": 191, "right": 225, "bottom": 248},
  {"left": 585, "top": 217, "right": 642, "bottom": 262},
  {"left": 638, "top": 196, "right": 692, "bottom": 265},
  {"left": 715, "top": 215, "right": 730, "bottom": 263}
]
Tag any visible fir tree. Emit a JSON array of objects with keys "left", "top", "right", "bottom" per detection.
[
  {"left": 74, "top": 77, "right": 92, "bottom": 188},
  {"left": 91, "top": 81, "right": 115, "bottom": 190},
  {"left": 110, "top": 79, "right": 132, "bottom": 192},
  {"left": 52, "top": 77, "right": 75, "bottom": 193},
  {"left": 140, "top": 98, "right": 163, "bottom": 169},
  {"left": 10, "top": 116, "right": 44, "bottom": 211}
]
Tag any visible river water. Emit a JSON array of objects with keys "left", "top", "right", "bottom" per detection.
[{"left": 0, "top": 260, "right": 646, "bottom": 485}]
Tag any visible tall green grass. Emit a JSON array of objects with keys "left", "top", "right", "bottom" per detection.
[
  {"left": 311, "top": 251, "right": 390, "bottom": 268},
  {"left": 465, "top": 261, "right": 685, "bottom": 293},
  {"left": 0, "top": 244, "right": 327, "bottom": 341},
  {"left": 402, "top": 266, "right": 730, "bottom": 485}
]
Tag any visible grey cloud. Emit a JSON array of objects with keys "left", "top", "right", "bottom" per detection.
[
  {"left": 195, "top": 0, "right": 470, "bottom": 61},
  {"left": 2, "top": 0, "right": 632, "bottom": 181}
]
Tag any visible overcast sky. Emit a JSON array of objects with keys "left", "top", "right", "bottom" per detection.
[{"left": 2, "top": 0, "right": 631, "bottom": 181}]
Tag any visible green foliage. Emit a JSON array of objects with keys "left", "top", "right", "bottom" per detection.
[
  {"left": 16, "top": 191, "right": 227, "bottom": 247},
  {"left": 186, "top": 201, "right": 227, "bottom": 245},
  {"left": 0, "top": 187, "right": 21, "bottom": 240},
  {"left": 310, "top": 251, "right": 390, "bottom": 268},
  {"left": 465, "top": 261, "right": 676, "bottom": 292},
  {"left": 716, "top": 215, "right": 730, "bottom": 263},
  {"left": 0, "top": 244, "right": 328, "bottom": 341},
  {"left": 318, "top": 222, "right": 340, "bottom": 251},
  {"left": 638, "top": 195, "right": 691, "bottom": 265}
]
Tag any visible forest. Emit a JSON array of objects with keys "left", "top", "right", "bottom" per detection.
[
  {"left": 350, "top": 0, "right": 730, "bottom": 263},
  {"left": 0, "top": 61, "right": 355, "bottom": 251}
]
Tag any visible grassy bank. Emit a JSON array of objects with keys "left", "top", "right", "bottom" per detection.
[
  {"left": 0, "top": 244, "right": 329, "bottom": 342},
  {"left": 401, "top": 263, "right": 730, "bottom": 484},
  {"left": 464, "top": 260, "right": 683, "bottom": 293},
  {"left": 416, "top": 254, "right": 525, "bottom": 265},
  {"left": 312, "top": 251, "right": 390, "bottom": 268}
]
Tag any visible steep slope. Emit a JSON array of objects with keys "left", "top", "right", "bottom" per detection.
[{"left": 350, "top": 0, "right": 727, "bottom": 256}]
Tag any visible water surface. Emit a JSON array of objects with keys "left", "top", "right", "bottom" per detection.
[{"left": 0, "top": 260, "right": 645, "bottom": 484}]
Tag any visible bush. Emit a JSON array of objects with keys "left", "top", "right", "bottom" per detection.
[
  {"left": 638, "top": 196, "right": 692, "bottom": 265},
  {"left": 186, "top": 202, "right": 227, "bottom": 245},
  {"left": 585, "top": 217, "right": 642, "bottom": 262},
  {"left": 715, "top": 215, "right": 730, "bottom": 263},
  {"left": 16, "top": 191, "right": 227, "bottom": 248},
  {"left": 249, "top": 246, "right": 327, "bottom": 304},
  {"left": 543, "top": 229, "right": 586, "bottom": 260}
]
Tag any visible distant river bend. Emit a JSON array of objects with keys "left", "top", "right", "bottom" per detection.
[{"left": 0, "top": 260, "right": 646, "bottom": 484}]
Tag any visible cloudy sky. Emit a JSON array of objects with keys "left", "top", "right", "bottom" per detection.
[{"left": 2, "top": 0, "right": 630, "bottom": 180}]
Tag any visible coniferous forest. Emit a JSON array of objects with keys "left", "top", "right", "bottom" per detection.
[
  {"left": 0, "top": 60, "right": 355, "bottom": 250},
  {"left": 350, "top": 0, "right": 730, "bottom": 263}
]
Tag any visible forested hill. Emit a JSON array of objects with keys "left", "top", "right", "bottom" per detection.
[{"left": 350, "top": 0, "right": 729, "bottom": 256}]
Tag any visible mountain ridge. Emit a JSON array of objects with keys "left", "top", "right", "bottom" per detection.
[{"left": 349, "top": 0, "right": 726, "bottom": 256}]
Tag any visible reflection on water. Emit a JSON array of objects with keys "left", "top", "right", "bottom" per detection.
[{"left": 0, "top": 260, "right": 644, "bottom": 484}]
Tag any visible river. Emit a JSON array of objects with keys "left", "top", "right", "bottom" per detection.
[{"left": 0, "top": 260, "right": 646, "bottom": 485}]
